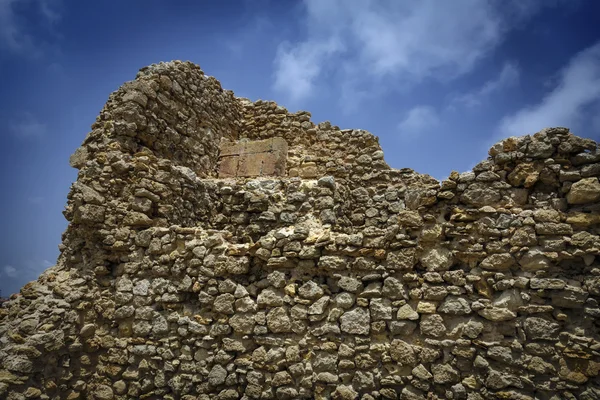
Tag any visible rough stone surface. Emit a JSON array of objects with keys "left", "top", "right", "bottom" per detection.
[
  {"left": 218, "top": 137, "right": 288, "bottom": 178},
  {"left": 566, "top": 177, "right": 600, "bottom": 204},
  {"left": 0, "top": 63, "right": 598, "bottom": 400}
]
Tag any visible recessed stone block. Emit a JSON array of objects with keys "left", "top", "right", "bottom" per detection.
[{"left": 218, "top": 137, "right": 287, "bottom": 178}]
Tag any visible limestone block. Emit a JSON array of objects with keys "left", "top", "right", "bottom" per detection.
[{"left": 218, "top": 137, "right": 288, "bottom": 177}]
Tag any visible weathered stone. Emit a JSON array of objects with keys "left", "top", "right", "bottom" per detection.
[
  {"left": 461, "top": 183, "right": 501, "bottom": 206},
  {"left": 438, "top": 296, "right": 471, "bottom": 315},
  {"left": 420, "top": 247, "right": 454, "bottom": 272},
  {"left": 478, "top": 307, "right": 516, "bottom": 321},
  {"left": 208, "top": 365, "right": 227, "bottom": 386},
  {"left": 566, "top": 177, "right": 600, "bottom": 204},
  {"left": 257, "top": 288, "right": 284, "bottom": 307},
  {"left": 352, "top": 370, "right": 375, "bottom": 391},
  {"left": 218, "top": 137, "right": 287, "bottom": 178},
  {"left": 416, "top": 301, "right": 437, "bottom": 314},
  {"left": 369, "top": 298, "right": 392, "bottom": 320},
  {"left": 480, "top": 253, "right": 515, "bottom": 271},
  {"left": 332, "top": 385, "right": 359, "bottom": 400},
  {"left": 298, "top": 281, "right": 324, "bottom": 299},
  {"left": 93, "top": 384, "right": 114, "bottom": 400},
  {"left": 390, "top": 339, "right": 417, "bottom": 366},
  {"left": 519, "top": 249, "right": 550, "bottom": 272},
  {"left": 412, "top": 364, "right": 433, "bottom": 380},
  {"left": 4, "top": 356, "right": 33, "bottom": 373},
  {"left": 420, "top": 314, "right": 446, "bottom": 338},
  {"left": 431, "top": 364, "right": 460, "bottom": 384},
  {"left": 382, "top": 277, "right": 408, "bottom": 299},
  {"left": 266, "top": 307, "right": 292, "bottom": 333},
  {"left": 338, "top": 277, "right": 363, "bottom": 293},
  {"left": 308, "top": 296, "right": 330, "bottom": 315},
  {"left": 485, "top": 370, "right": 511, "bottom": 390},
  {"left": 80, "top": 324, "right": 96, "bottom": 338},
  {"left": 523, "top": 317, "right": 561, "bottom": 340},
  {"left": 340, "top": 308, "right": 370, "bottom": 335},
  {"left": 397, "top": 304, "right": 419, "bottom": 320},
  {"left": 463, "top": 320, "right": 484, "bottom": 339},
  {"left": 213, "top": 293, "right": 235, "bottom": 314},
  {"left": 229, "top": 313, "right": 255, "bottom": 334}
]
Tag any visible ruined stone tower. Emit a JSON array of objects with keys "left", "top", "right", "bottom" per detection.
[{"left": 0, "top": 61, "right": 599, "bottom": 400}]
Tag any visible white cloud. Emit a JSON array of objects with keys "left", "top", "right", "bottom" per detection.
[
  {"left": 9, "top": 112, "right": 46, "bottom": 139},
  {"left": 273, "top": 0, "right": 550, "bottom": 104},
  {"left": 0, "top": 0, "right": 61, "bottom": 56},
  {"left": 397, "top": 106, "right": 439, "bottom": 137},
  {"left": 451, "top": 62, "right": 520, "bottom": 108},
  {"left": 274, "top": 38, "right": 343, "bottom": 102},
  {"left": 0, "top": 259, "right": 53, "bottom": 283},
  {"left": 3, "top": 265, "right": 17, "bottom": 278},
  {"left": 498, "top": 41, "right": 600, "bottom": 137}
]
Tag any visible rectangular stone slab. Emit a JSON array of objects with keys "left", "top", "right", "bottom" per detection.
[
  {"left": 218, "top": 155, "right": 239, "bottom": 178},
  {"left": 218, "top": 137, "right": 287, "bottom": 177}
]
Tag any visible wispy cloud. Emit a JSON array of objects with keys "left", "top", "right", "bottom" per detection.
[
  {"left": 9, "top": 112, "right": 46, "bottom": 139},
  {"left": 0, "top": 0, "right": 62, "bottom": 57},
  {"left": 0, "top": 259, "right": 53, "bottom": 284},
  {"left": 272, "top": 0, "right": 552, "bottom": 106},
  {"left": 398, "top": 106, "right": 439, "bottom": 137},
  {"left": 498, "top": 41, "right": 600, "bottom": 138},
  {"left": 274, "top": 38, "right": 343, "bottom": 102},
  {"left": 2, "top": 265, "right": 17, "bottom": 278},
  {"left": 450, "top": 62, "right": 520, "bottom": 109}
]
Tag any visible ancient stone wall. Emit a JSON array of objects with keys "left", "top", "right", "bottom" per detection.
[{"left": 0, "top": 61, "right": 599, "bottom": 400}]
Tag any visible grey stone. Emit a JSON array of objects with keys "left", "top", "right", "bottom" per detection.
[
  {"left": 340, "top": 307, "right": 370, "bottom": 335},
  {"left": 338, "top": 276, "right": 362, "bottom": 293},
  {"left": 352, "top": 371, "right": 375, "bottom": 391},
  {"left": 382, "top": 277, "right": 408, "bottom": 299},
  {"left": 267, "top": 307, "right": 292, "bottom": 333},
  {"left": 213, "top": 293, "right": 235, "bottom": 314},
  {"left": 208, "top": 365, "right": 227, "bottom": 386},
  {"left": 390, "top": 339, "right": 417, "bottom": 366},
  {"left": 420, "top": 314, "right": 446, "bottom": 338},
  {"left": 524, "top": 317, "right": 560, "bottom": 340},
  {"left": 369, "top": 298, "right": 392, "bottom": 320},
  {"left": 431, "top": 364, "right": 460, "bottom": 384},
  {"left": 308, "top": 296, "right": 330, "bottom": 315},
  {"left": 420, "top": 247, "right": 454, "bottom": 272},
  {"left": 229, "top": 313, "right": 255, "bottom": 334},
  {"left": 257, "top": 288, "right": 284, "bottom": 307},
  {"left": 298, "top": 281, "right": 324, "bottom": 299},
  {"left": 438, "top": 296, "right": 471, "bottom": 315}
]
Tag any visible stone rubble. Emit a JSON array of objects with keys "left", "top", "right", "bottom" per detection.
[{"left": 0, "top": 60, "right": 599, "bottom": 400}]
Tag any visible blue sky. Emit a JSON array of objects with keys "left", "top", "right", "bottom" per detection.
[{"left": 1, "top": 0, "right": 600, "bottom": 295}]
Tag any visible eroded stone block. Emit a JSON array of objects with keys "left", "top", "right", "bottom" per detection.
[{"left": 218, "top": 137, "right": 287, "bottom": 178}]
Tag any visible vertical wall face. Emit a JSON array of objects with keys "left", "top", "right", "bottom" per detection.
[
  {"left": 61, "top": 61, "right": 246, "bottom": 268},
  {"left": 237, "top": 100, "right": 423, "bottom": 185},
  {"left": 0, "top": 62, "right": 600, "bottom": 400}
]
